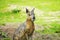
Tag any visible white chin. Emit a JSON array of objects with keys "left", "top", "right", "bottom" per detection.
[{"left": 32, "top": 19, "right": 34, "bottom": 21}]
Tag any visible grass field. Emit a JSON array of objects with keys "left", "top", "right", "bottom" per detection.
[
  {"left": 0, "top": 0, "right": 60, "bottom": 39},
  {"left": 0, "top": 0, "right": 60, "bottom": 33}
]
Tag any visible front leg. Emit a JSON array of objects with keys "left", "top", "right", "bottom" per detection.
[
  {"left": 25, "top": 34, "right": 29, "bottom": 40},
  {"left": 28, "top": 36, "right": 33, "bottom": 40}
]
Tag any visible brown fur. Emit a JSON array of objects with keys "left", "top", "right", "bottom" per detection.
[
  {"left": 13, "top": 17, "right": 35, "bottom": 40},
  {"left": 26, "top": 17, "right": 35, "bottom": 36}
]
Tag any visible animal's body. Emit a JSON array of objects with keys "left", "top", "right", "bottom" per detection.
[{"left": 13, "top": 8, "right": 35, "bottom": 40}]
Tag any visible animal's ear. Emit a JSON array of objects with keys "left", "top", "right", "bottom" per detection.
[
  {"left": 26, "top": 8, "right": 29, "bottom": 13},
  {"left": 31, "top": 8, "right": 35, "bottom": 13}
]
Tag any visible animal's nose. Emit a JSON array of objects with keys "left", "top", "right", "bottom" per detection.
[{"left": 33, "top": 17, "right": 35, "bottom": 19}]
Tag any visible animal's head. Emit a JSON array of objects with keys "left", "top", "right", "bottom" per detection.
[{"left": 26, "top": 8, "right": 35, "bottom": 22}]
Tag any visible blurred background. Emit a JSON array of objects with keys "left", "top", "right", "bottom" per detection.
[{"left": 0, "top": 0, "right": 60, "bottom": 40}]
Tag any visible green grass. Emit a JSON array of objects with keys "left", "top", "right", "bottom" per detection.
[
  {"left": 0, "top": 0, "right": 60, "bottom": 11},
  {"left": 0, "top": 0, "right": 60, "bottom": 40},
  {"left": 0, "top": 11, "right": 26, "bottom": 25},
  {"left": 0, "top": 0, "right": 60, "bottom": 34}
]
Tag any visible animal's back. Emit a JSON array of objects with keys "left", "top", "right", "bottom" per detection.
[
  {"left": 13, "top": 22, "right": 27, "bottom": 40},
  {"left": 13, "top": 21, "right": 35, "bottom": 40}
]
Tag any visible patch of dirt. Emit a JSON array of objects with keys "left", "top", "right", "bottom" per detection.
[{"left": 0, "top": 23, "right": 60, "bottom": 40}]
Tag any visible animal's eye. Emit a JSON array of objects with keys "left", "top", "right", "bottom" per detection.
[
  {"left": 33, "top": 17, "right": 35, "bottom": 19},
  {"left": 28, "top": 13, "right": 31, "bottom": 16}
]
